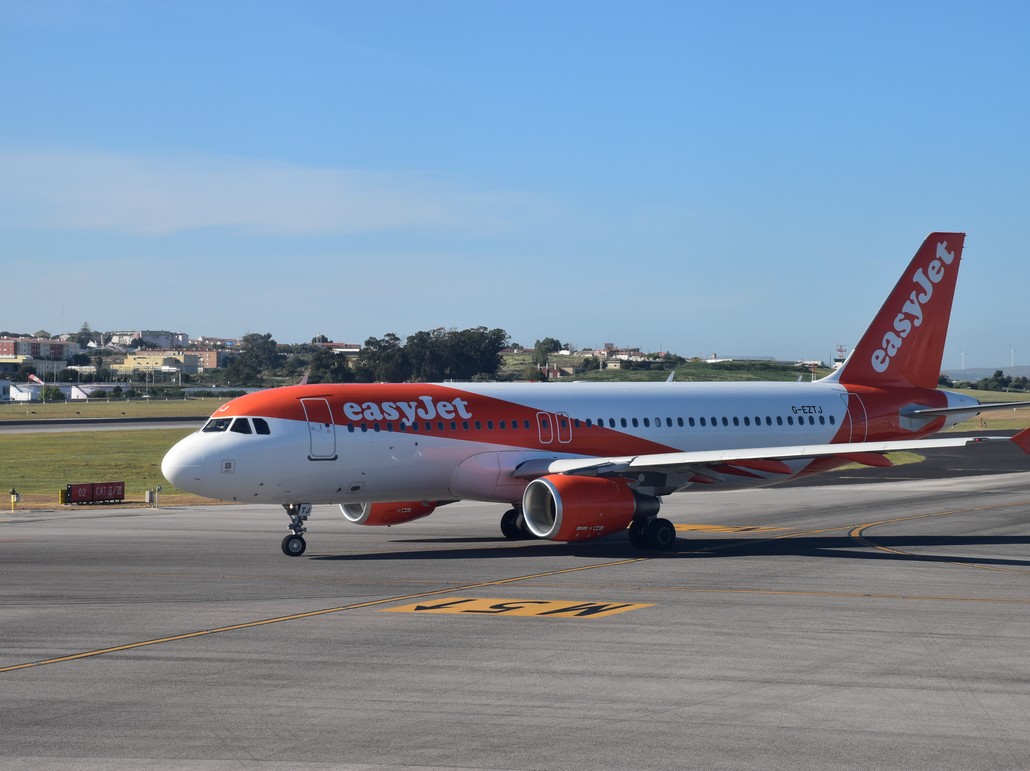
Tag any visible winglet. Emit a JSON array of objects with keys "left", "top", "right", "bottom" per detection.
[{"left": 1011, "top": 427, "right": 1030, "bottom": 454}]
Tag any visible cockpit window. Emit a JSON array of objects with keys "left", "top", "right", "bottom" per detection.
[
  {"left": 202, "top": 418, "right": 232, "bottom": 433},
  {"left": 253, "top": 418, "right": 271, "bottom": 435},
  {"left": 230, "top": 418, "right": 252, "bottom": 434}
]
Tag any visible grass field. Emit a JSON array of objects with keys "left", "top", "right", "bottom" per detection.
[
  {"left": 1, "top": 428, "right": 214, "bottom": 509},
  {"left": 0, "top": 397, "right": 227, "bottom": 421}
]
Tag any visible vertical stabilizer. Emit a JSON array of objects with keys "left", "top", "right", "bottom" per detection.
[{"left": 836, "top": 232, "right": 965, "bottom": 390}]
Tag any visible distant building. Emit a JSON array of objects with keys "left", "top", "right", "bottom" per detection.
[
  {"left": 0, "top": 336, "right": 81, "bottom": 361},
  {"left": 107, "top": 330, "right": 189, "bottom": 348},
  {"left": 192, "top": 336, "right": 240, "bottom": 348},
  {"left": 321, "top": 342, "right": 361, "bottom": 356}
]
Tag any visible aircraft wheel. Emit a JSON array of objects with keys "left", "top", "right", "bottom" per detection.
[
  {"left": 281, "top": 534, "right": 307, "bottom": 556},
  {"left": 644, "top": 518, "right": 676, "bottom": 550},
  {"left": 500, "top": 509, "right": 525, "bottom": 539}
]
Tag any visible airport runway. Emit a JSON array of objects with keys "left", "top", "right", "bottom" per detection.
[{"left": 2, "top": 471, "right": 1030, "bottom": 769}]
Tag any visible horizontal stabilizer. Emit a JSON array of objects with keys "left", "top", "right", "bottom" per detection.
[{"left": 905, "top": 400, "right": 1030, "bottom": 417}]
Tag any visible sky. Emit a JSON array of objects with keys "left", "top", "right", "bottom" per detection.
[{"left": 1, "top": 1, "right": 1028, "bottom": 370}]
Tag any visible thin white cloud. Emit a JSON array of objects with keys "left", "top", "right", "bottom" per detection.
[{"left": 0, "top": 150, "right": 522, "bottom": 236}]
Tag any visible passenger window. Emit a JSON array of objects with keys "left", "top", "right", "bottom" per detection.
[
  {"left": 777, "top": 416, "right": 783, "bottom": 426},
  {"left": 230, "top": 418, "right": 252, "bottom": 434},
  {"left": 643, "top": 418, "right": 650, "bottom": 427},
  {"left": 722, "top": 417, "right": 729, "bottom": 427},
  {"left": 787, "top": 416, "right": 794, "bottom": 426},
  {"left": 829, "top": 415, "right": 836, "bottom": 425},
  {"left": 202, "top": 418, "right": 232, "bottom": 433},
  {"left": 688, "top": 417, "right": 695, "bottom": 427},
  {"left": 700, "top": 417, "right": 706, "bottom": 427},
  {"left": 253, "top": 418, "right": 271, "bottom": 435},
  {"left": 632, "top": 418, "right": 639, "bottom": 427},
  {"left": 667, "top": 418, "right": 674, "bottom": 427},
  {"left": 474, "top": 420, "right": 482, "bottom": 430},
  {"left": 743, "top": 417, "right": 750, "bottom": 426},
  {"left": 500, "top": 420, "right": 507, "bottom": 429},
  {"left": 620, "top": 418, "right": 627, "bottom": 428},
  {"left": 733, "top": 417, "right": 740, "bottom": 426},
  {"left": 524, "top": 420, "right": 531, "bottom": 429}
]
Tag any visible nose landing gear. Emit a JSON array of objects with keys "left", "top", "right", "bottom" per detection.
[{"left": 281, "top": 503, "right": 312, "bottom": 556}]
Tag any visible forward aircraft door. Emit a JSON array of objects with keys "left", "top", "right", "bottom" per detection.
[{"left": 301, "top": 397, "right": 337, "bottom": 460}]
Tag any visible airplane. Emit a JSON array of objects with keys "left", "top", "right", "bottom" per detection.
[{"left": 162, "top": 232, "right": 1030, "bottom": 556}]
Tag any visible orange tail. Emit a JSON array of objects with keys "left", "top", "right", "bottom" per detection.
[{"left": 835, "top": 232, "right": 965, "bottom": 390}]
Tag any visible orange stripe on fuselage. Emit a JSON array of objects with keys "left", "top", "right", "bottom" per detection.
[{"left": 213, "top": 384, "right": 679, "bottom": 457}]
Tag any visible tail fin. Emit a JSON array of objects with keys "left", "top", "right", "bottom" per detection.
[{"left": 835, "top": 232, "right": 965, "bottom": 390}]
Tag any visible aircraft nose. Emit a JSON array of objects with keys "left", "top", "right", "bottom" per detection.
[{"left": 161, "top": 434, "right": 206, "bottom": 492}]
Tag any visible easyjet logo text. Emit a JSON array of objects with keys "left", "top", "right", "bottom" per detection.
[
  {"left": 342, "top": 396, "right": 472, "bottom": 423},
  {"left": 871, "top": 240, "right": 956, "bottom": 373}
]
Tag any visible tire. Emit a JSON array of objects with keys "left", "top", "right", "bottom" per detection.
[
  {"left": 281, "top": 534, "right": 307, "bottom": 556},
  {"left": 500, "top": 509, "right": 524, "bottom": 540},
  {"left": 644, "top": 518, "right": 676, "bottom": 550}
]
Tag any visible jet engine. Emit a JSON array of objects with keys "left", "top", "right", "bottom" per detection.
[
  {"left": 339, "top": 501, "right": 437, "bottom": 526},
  {"left": 522, "top": 475, "right": 660, "bottom": 542}
]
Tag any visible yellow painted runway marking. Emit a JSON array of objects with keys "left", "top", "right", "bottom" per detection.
[
  {"left": 850, "top": 499, "right": 1030, "bottom": 575},
  {"left": 674, "top": 524, "right": 785, "bottom": 533},
  {"left": 0, "top": 556, "right": 649, "bottom": 674},
  {"left": 383, "top": 597, "right": 652, "bottom": 618}
]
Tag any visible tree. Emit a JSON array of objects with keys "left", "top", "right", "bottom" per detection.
[
  {"left": 74, "top": 322, "right": 95, "bottom": 347},
  {"left": 307, "top": 346, "right": 354, "bottom": 384},
  {"left": 225, "top": 333, "right": 284, "bottom": 386},
  {"left": 353, "top": 333, "right": 410, "bottom": 382},
  {"left": 533, "top": 337, "right": 563, "bottom": 366},
  {"left": 41, "top": 385, "right": 65, "bottom": 401}
]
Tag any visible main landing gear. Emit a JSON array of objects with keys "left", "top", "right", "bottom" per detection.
[
  {"left": 500, "top": 507, "right": 533, "bottom": 540},
  {"left": 282, "top": 503, "right": 312, "bottom": 556},
  {"left": 628, "top": 517, "right": 676, "bottom": 550}
]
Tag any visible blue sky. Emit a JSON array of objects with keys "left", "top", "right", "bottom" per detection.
[{"left": 1, "top": 1, "right": 1027, "bottom": 370}]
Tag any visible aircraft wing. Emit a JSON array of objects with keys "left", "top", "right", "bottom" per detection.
[{"left": 515, "top": 429, "right": 1030, "bottom": 483}]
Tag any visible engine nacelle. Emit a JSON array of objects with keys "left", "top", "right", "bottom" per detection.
[
  {"left": 339, "top": 500, "right": 437, "bottom": 526},
  {"left": 522, "top": 475, "right": 660, "bottom": 542}
]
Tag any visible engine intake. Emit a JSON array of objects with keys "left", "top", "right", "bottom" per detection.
[{"left": 522, "top": 475, "right": 660, "bottom": 542}]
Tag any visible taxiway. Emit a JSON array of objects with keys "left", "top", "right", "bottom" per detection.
[{"left": 2, "top": 470, "right": 1030, "bottom": 769}]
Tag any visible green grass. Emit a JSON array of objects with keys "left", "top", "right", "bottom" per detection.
[
  {"left": 0, "top": 428, "right": 204, "bottom": 507},
  {"left": 946, "top": 389, "right": 1030, "bottom": 431},
  {"left": 0, "top": 397, "right": 226, "bottom": 421}
]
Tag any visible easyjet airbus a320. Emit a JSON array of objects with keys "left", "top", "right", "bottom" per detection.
[{"left": 162, "top": 233, "right": 1030, "bottom": 556}]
